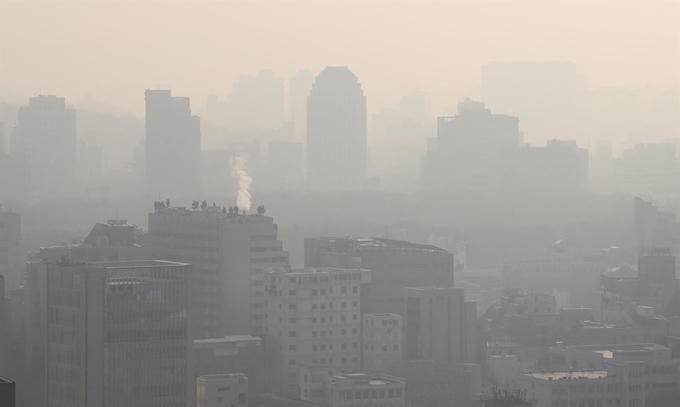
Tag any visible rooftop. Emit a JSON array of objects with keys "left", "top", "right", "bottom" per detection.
[
  {"left": 524, "top": 371, "right": 607, "bottom": 380},
  {"left": 194, "top": 335, "right": 262, "bottom": 345},
  {"left": 309, "top": 236, "right": 450, "bottom": 254}
]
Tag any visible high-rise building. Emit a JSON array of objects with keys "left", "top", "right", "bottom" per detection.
[
  {"left": 197, "top": 374, "right": 248, "bottom": 407},
  {"left": 43, "top": 259, "right": 192, "bottom": 407},
  {"left": 307, "top": 66, "right": 367, "bottom": 190},
  {"left": 405, "top": 287, "right": 477, "bottom": 366},
  {"left": 635, "top": 197, "right": 680, "bottom": 277},
  {"left": 0, "top": 376, "right": 16, "bottom": 407},
  {"left": 288, "top": 69, "right": 315, "bottom": 139},
  {"left": 25, "top": 261, "right": 48, "bottom": 407},
  {"left": 145, "top": 89, "right": 201, "bottom": 198},
  {"left": 193, "top": 335, "right": 265, "bottom": 397},
  {"left": 614, "top": 144, "right": 680, "bottom": 200},
  {"left": 0, "top": 207, "right": 21, "bottom": 290},
  {"left": 264, "top": 267, "right": 370, "bottom": 397},
  {"left": 149, "top": 206, "right": 288, "bottom": 338},
  {"left": 362, "top": 313, "right": 403, "bottom": 373},
  {"left": 226, "top": 70, "right": 285, "bottom": 133},
  {"left": 266, "top": 140, "right": 304, "bottom": 190},
  {"left": 304, "top": 237, "right": 454, "bottom": 316},
  {"left": 422, "top": 99, "right": 520, "bottom": 195},
  {"left": 11, "top": 95, "right": 77, "bottom": 195}
]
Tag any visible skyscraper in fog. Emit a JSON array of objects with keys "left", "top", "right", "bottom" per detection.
[
  {"left": 0, "top": 208, "right": 21, "bottom": 291},
  {"left": 44, "top": 260, "right": 192, "bottom": 407},
  {"left": 11, "top": 95, "right": 76, "bottom": 195},
  {"left": 149, "top": 206, "right": 289, "bottom": 338},
  {"left": 145, "top": 89, "right": 200, "bottom": 198},
  {"left": 307, "top": 66, "right": 367, "bottom": 190},
  {"left": 288, "top": 69, "right": 315, "bottom": 139},
  {"left": 226, "top": 70, "right": 285, "bottom": 132}
]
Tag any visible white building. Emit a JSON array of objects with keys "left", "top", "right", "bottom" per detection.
[
  {"left": 149, "top": 206, "right": 288, "bottom": 338},
  {"left": 264, "top": 267, "right": 370, "bottom": 397},
  {"left": 362, "top": 314, "right": 402, "bottom": 373},
  {"left": 0, "top": 208, "right": 21, "bottom": 290},
  {"left": 197, "top": 374, "right": 248, "bottom": 407},
  {"left": 324, "top": 373, "right": 405, "bottom": 407},
  {"left": 518, "top": 362, "right": 645, "bottom": 407}
]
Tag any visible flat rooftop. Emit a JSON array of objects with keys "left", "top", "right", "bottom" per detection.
[
  {"left": 524, "top": 371, "right": 607, "bottom": 380},
  {"left": 194, "top": 335, "right": 261, "bottom": 345},
  {"left": 310, "top": 236, "right": 449, "bottom": 254}
]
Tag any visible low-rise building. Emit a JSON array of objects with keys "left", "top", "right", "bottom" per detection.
[
  {"left": 362, "top": 313, "right": 402, "bottom": 373},
  {"left": 518, "top": 361, "right": 645, "bottom": 407},
  {"left": 324, "top": 373, "right": 405, "bottom": 407},
  {"left": 193, "top": 335, "right": 265, "bottom": 397},
  {"left": 197, "top": 374, "right": 248, "bottom": 407}
]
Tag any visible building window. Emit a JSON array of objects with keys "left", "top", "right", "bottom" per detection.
[
  {"left": 341, "top": 287, "right": 347, "bottom": 294},
  {"left": 288, "top": 331, "right": 296, "bottom": 337},
  {"left": 312, "top": 289, "right": 318, "bottom": 295},
  {"left": 289, "top": 345, "right": 296, "bottom": 351},
  {"left": 353, "top": 286, "right": 358, "bottom": 294},
  {"left": 288, "top": 304, "right": 296, "bottom": 310},
  {"left": 289, "top": 289, "right": 296, "bottom": 296}
]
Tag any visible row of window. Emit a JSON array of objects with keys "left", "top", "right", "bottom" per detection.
[{"left": 336, "top": 388, "right": 403, "bottom": 400}]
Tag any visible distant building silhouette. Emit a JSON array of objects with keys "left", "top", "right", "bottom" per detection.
[
  {"left": 288, "top": 70, "right": 315, "bottom": 139},
  {"left": 307, "top": 66, "right": 367, "bottom": 190},
  {"left": 266, "top": 140, "right": 304, "bottom": 190},
  {"left": 12, "top": 95, "right": 76, "bottom": 196},
  {"left": 614, "top": 143, "right": 680, "bottom": 200},
  {"left": 0, "top": 208, "right": 21, "bottom": 291},
  {"left": 423, "top": 99, "right": 521, "bottom": 195},
  {"left": 145, "top": 89, "right": 200, "bottom": 198},
  {"left": 226, "top": 70, "right": 285, "bottom": 133}
]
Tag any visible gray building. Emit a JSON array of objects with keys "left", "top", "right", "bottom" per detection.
[
  {"left": 0, "top": 376, "right": 16, "bottom": 407},
  {"left": 39, "top": 219, "right": 145, "bottom": 263},
  {"left": 0, "top": 207, "right": 22, "bottom": 290},
  {"left": 197, "top": 373, "right": 248, "bottom": 407},
  {"left": 193, "top": 335, "right": 265, "bottom": 397},
  {"left": 38, "top": 259, "right": 192, "bottom": 407},
  {"left": 0, "top": 276, "right": 10, "bottom": 377},
  {"left": 149, "top": 206, "right": 288, "bottom": 338},
  {"left": 145, "top": 89, "right": 201, "bottom": 198},
  {"left": 11, "top": 95, "right": 77, "bottom": 196},
  {"left": 405, "top": 287, "right": 477, "bottom": 366},
  {"left": 307, "top": 66, "right": 367, "bottom": 190},
  {"left": 304, "top": 237, "right": 453, "bottom": 316}
]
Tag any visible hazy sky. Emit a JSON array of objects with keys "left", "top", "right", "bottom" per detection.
[{"left": 1, "top": 0, "right": 679, "bottom": 116}]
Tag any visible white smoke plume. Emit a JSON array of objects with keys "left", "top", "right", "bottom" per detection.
[{"left": 229, "top": 154, "right": 252, "bottom": 211}]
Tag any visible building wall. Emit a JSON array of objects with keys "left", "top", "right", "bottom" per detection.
[
  {"left": 324, "top": 374, "right": 405, "bottom": 407},
  {"left": 197, "top": 374, "right": 248, "bottom": 407},
  {"left": 362, "top": 314, "right": 403, "bottom": 373},
  {"left": 0, "top": 210, "right": 21, "bottom": 290},
  {"left": 264, "top": 268, "right": 369, "bottom": 397}
]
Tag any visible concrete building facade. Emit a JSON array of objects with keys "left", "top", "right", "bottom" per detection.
[
  {"left": 44, "top": 260, "right": 192, "bottom": 407},
  {"left": 0, "top": 208, "right": 22, "bottom": 290},
  {"left": 197, "top": 374, "right": 248, "bottom": 407},
  {"left": 264, "top": 267, "right": 370, "bottom": 397},
  {"left": 149, "top": 207, "right": 288, "bottom": 338},
  {"left": 362, "top": 313, "right": 402, "bottom": 373},
  {"left": 324, "top": 373, "right": 405, "bottom": 407},
  {"left": 405, "top": 287, "right": 478, "bottom": 365}
]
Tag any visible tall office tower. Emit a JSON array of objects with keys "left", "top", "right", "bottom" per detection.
[
  {"left": 0, "top": 122, "right": 6, "bottom": 154},
  {"left": 481, "top": 61, "right": 577, "bottom": 143},
  {"left": 145, "top": 89, "right": 201, "bottom": 198},
  {"left": 288, "top": 69, "right": 314, "bottom": 139},
  {"left": 264, "top": 267, "right": 371, "bottom": 397},
  {"left": 225, "top": 70, "right": 285, "bottom": 133},
  {"left": 11, "top": 95, "right": 77, "bottom": 196},
  {"left": 362, "top": 313, "right": 403, "bottom": 373},
  {"left": 614, "top": 144, "right": 680, "bottom": 200},
  {"left": 304, "top": 237, "right": 454, "bottom": 316},
  {"left": 422, "top": 99, "right": 520, "bottom": 195},
  {"left": 149, "top": 206, "right": 289, "bottom": 338},
  {"left": 307, "top": 66, "right": 367, "bottom": 190},
  {"left": 405, "top": 287, "right": 477, "bottom": 366},
  {"left": 0, "top": 376, "right": 16, "bottom": 407},
  {"left": 26, "top": 261, "right": 48, "bottom": 407},
  {"left": 197, "top": 374, "right": 248, "bottom": 407},
  {"left": 0, "top": 207, "right": 21, "bottom": 290},
  {"left": 43, "top": 259, "right": 192, "bottom": 407}
]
